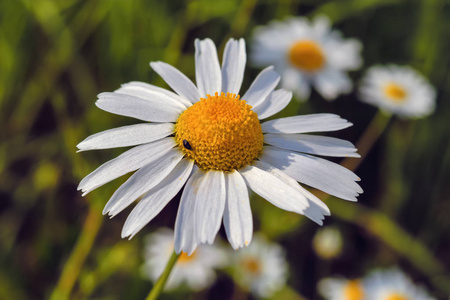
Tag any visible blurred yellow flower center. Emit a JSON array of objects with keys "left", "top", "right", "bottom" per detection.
[
  {"left": 288, "top": 40, "right": 325, "bottom": 72},
  {"left": 386, "top": 293, "right": 408, "bottom": 300},
  {"left": 175, "top": 92, "right": 263, "bottom": 172},
  {"left": 178, "top": 251, "right": 196, "bottom": 264},
  {"left": 384, "top": 83, "right": 407, "bottom": 102},
  {"left": 242, "top": 257, "right": 262, "bottom": 275},
  {"left": 344, "top": 280, "right": 364, "bottom": 300}
]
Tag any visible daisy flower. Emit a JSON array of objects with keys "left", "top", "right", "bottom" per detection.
[
  {"left": 231, "top": 234, "right": 287, "bottom": 298},
  {"left": 359, "top": 65, "right": 436, "bottom": 118},
  {"left": 364, "top": 268, "right": 436, "bottom": 300},
  {"left": 251, "top": 15, "right": 362, "bottom": 101},
  {"left": 77, "top": 37, "right": 362, "bottom": 255},
  {"left": 142, "top": 228, "right": 225, "bottom": 291},
  {"left": 318, "top": 277, "right": 364, "bottom": 300}
]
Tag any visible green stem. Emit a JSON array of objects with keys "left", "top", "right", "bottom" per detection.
[
  {"left": 145, "top": 251, "right": 180, "bottom": 300},
  {"left": 341, "top": 110, "right": 391, "bottom": 171}
]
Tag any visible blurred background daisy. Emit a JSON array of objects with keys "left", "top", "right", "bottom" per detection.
[{"left": 1, "top": 0, "right": 449, "bottom": 299}]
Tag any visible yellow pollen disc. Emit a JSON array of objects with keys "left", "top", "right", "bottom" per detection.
[
  {"left": 242, "top": 257, "right": 262, "bottom": 275},
  {"left": 175, "top": 92, "right": 263, "bottom": 172},
  {"left": 288, "top": 40, "right": 325, "bottom": 72},
  {"left": 178, "top": 251, "right": 196, "bottom": 264},
  {"left": 344, "top": 280, "right": 364, "bottom": 300},
  {"left": 384, "top": 83, "right": 407, "bottom": 102},
  {"left": 386, "top": 293, "right": 408, "bottom": 300}
]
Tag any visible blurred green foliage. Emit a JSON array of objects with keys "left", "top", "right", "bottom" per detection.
[{"left": 1, "top": 0, "right": 449, "bottom": 299}]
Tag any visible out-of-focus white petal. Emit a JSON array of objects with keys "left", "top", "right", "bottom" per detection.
[
  {"left": 150, "top": 61, "right": 201, "bottom": 103},
  {"left": 195, "top": 38, "right": 222, "bottom": 97},
  {"left": 103, "top": 148, "right": 184, "bottom": 217},
  {"left": 78, "top": 137, "right": 176, "bottom": 195},
  {"left": 242, "top": 66, "right": 280, "bottom": 107},
  {"left": 221, "top": 38, "right": 246, "bottom": 95},
  {"left": 260, "top": 146, "right": 362, "bottom": 201},
  {"left": 314, "top": 68, "right": 352, "bottom": 101},
  {"left": 261, "top": 114, "right": 352, "bottom": 134},
  {"left": 121, "top": 159, "right": 194, "bottom": 238},
  {"left": 96, "top": 92, "right": 183, "bottom": 122},
  {"left": 223, "top": 171, "right": 252, "bottom": 249},
  {"left": 264, "top": 133, "right": 360, "bottom": 157},
  {"left": 77, "top": 123, "right": 174, "bottom": 151},
  {"left": 239, "top": 165, "right": 309, "bottom": 214},
  {"left": 252, "top": 89, "right": 292, "bottom": 120}
]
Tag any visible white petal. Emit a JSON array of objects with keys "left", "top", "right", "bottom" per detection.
[
  {"left": 242, "top": 66, "right": 280, "bottom": 107},
  {"left": 281, "top": 68, "right": 311, "bottom": 101},
  {"left": 116, "top": 81, "right": 191, "bottom": 108},
  {"left": 174, "top": 168, "right": 203, "bottom": 255},
  {"left": 78, "top": 137, "right": 176, "bottom": 195},
  {"left": 253, "top": 160, "right": 330, "bottom": 225},
  {"left": 261, "top": 113, "right": 352, "bottom": 134},
  {"left": 263, "top": 133, "right": 360, "bottom": 157},
  {"left": 252, "top": 89, "right": 292, "bottom": 120},
  {"left": 195, "top": 38, "right": 222, "bottom": 96},
  {"left": 194, "top": 170, "right": 226, "bottom": 244},
  {"left": 103, "top": 148, "right": 184, "bottom": 217},
  {"left": 150, "top": 61, "right": 201, "bottom": 103},
  {"left": 121, "top": 159, "right": 194, "bottom": 239},
  {"left": 221, "top": 38, "right": 246, "bottom": 95},
  {"left": 96, "top": 92, "right": 183, "bottom": 122},
  {"left": 77, "top": 123, "right": 174, "bottom": 151},
  {"left": 314, "top": 68, "right": 352, "bottom": 101},
  {"left": 239, "top": 165, "right": 309, "bottom": 214},
  {"left": 260, "top": 146, "right": 362, "bottom": 201},
  {"left": 223, "top": 171, "right": 252, "bottom": 249}
]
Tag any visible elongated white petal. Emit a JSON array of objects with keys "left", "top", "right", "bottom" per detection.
[
  {"left": 121, "top": 159, "right": 194, "bottom": 239},
  {"left": 195, "top": 171, "right": 226, "bottom": 244},
  {"left": 119, "top": 81, "right": 192, "bottom": 107},
  {"left": 314, "top": 68, "right": 352, "bottom": 101},
  {"left": 221, "top": 38, "right": 246, "bottom": 95},
  {"left": 242, "top": 66, "right": 280, "bottom": 106},
  {"left": 260, "top": 146, "right": 362, "bottom": 201},
  {"left": 115, "top": 83, "right": 189, "bottom": 109},
  {"left": 253, "top": 89, "right": 292, "bottom": 120},
  {"left": 253, "top": 160, "right": 330, "bottom": 225},
  {"left": 174, "top": 169, "right": 204, "bottom": 255},
  {"left": 150, "top": 61, "right": 201, "bottom": 103},
  {"left": 78, "top": 137, "right": 176, "bottom": 195},
  {"left": 263, "top": 133, "right": 360, "bottom": 157},
  {"left": 103, "top": 149, "right": 184, "bottom": 217},
  {"left": 261, "top": 114, "right": 352, "bottom": 134},
  {"left": 77, "top": 123, "right": 174, "bottom": 151},
  {"left": 96, "top": 92, "right": 182, "bottom": 122},
  {"left": 223, "top": 171, "right": 252, "bottom": 249},
  {"left": 195, "top": 38, "right": 222, "bottom": 97},
  {"left": 239, "top": 165, "right": 309, "bottom": 214}
]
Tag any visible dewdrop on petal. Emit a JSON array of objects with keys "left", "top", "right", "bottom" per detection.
[{"left": 313, "top": 226, "right": 343, "bottom": 259}]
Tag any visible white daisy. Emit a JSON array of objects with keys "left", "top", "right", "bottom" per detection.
[
  {"left": 312, "top": 226, "right": 343, "bottom": 260},
  {"left": 364, "top": 268, "right": 436, "bottom": 300},
  {"left": 359, "top": 65, "right": 436, "bottom": 118},
  {"left": 251, "top": 15, "right": 362, "bottom": 101},
  {"left": 77, "top": 37, "right": 362, "bottom": 255},
  {"left": 231, "top": 234, "right": 287, "bottom": 297},
  {"left": 142, "top": 228, "right": 226, "bottom": 291},
  {"left": 318, "top": 277, "right": 365, "bottom": 300}
]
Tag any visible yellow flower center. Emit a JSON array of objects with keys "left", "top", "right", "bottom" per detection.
[
  {"left": 178, "top": 251, "right": 196, "bottom": 264},
  {"left": 386, "top": 293, "right": 408, "bottom": 300},
  {"left": 242, "top": 257, "right": 262, "bottom": 275},
  {"left": 344, "top": 280, "right": 364, "bottom": 300},
  {"left": 384, "top": 83, "right": 407, "bottom": 102},
  {"left": 288, "top": 40, "right": 325, "bottom": 72},
  {"left": 175, "top": 92, "right": 263, "bottom": 172}
]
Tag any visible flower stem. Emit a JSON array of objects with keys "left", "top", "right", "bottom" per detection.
[
  {"left": 341, "top": 110, "right": 391, "bottom": 172},
  {"left": 145, "top": 251, "right": 180, "bottom": 300}
]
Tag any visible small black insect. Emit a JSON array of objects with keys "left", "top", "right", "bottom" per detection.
[{"left": 183, "top": 139, "right": 192, "bottom": 150}]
